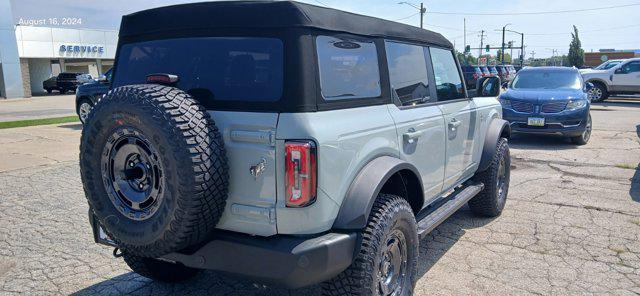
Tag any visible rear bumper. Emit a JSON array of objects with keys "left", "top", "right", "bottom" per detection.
[
  {"left": 89, "top": 212, "right": 356, "bottom": 288},
  {"left": 503, "top": 107, "right": 589, "bottom": 137}
]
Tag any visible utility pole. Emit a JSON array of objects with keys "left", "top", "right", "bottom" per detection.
[
  {"left": 531, "top": 50, "right": 536, "bottom": 60},
  {"left": 419, "top": 2, "right": 425, "bottom": 29},
  {"left": 509, "top": 40, "right": 514, "bottom": 63},
  {"left": 463, "top": 18, "right": 466, "bottom": 55},
  {"left": 478, "top": 30, "right": 485, "bottom": 60}
]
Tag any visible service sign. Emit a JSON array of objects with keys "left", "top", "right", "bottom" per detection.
[{"left": 56, "top": 44, "right": 105, "bottom": 58}]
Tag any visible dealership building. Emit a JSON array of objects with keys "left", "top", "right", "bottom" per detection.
[{"left": 0, "top": 0, "right": 117, "bottom": 98}]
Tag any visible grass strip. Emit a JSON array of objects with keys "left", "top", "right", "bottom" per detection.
[{"left": 0, "top": 116, "right": 79, "bottom": 129}]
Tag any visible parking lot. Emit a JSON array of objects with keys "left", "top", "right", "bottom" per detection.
[{"left": 0, "top": 97, "right": 638, "bottom": 295}]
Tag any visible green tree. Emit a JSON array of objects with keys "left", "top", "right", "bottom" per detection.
[{"left": 567, "top": 25, "right": 585, "bottom": 68}]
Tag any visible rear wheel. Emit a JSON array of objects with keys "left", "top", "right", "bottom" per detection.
[
  {"left": 123, "top": 252, "right": 200, "bottom": 282},
  {"left": 588, "top": 83, "right": 608, "bottom": 102},
  {"left": 469, "top": 138, "right": 510, "bottom": 217},
  {"left": 571, "top": 114, "right": 592, "bottom": 145},
  {"left": 46, "top": 88, "right": 52, "bottom": 94},
  {"left": 322, "top": 194, "right": 418, "bottom": 296}
]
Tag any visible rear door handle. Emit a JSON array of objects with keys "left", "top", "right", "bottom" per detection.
[
  {"left": 403, "top": 128, "right": 422, "bottom": 144},
  {"left": 449, "top": 118, "right": 462, "bottom": 128}
]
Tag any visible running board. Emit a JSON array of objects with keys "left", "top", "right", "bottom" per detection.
[{"left": 416, "top": 183, "right": 484, "bottom": 240}]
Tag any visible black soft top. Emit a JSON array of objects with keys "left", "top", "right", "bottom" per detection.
[{"left": 119, "top": 0, "right": 452, "bottom": 48}]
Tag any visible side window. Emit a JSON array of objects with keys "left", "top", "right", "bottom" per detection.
[
  {"left": 622, "top": 61, "right": 640, "bottom": 73},
  {"left": 385, "top": 41, "right": 433, "bottom": 106},
  {"left": 316, "top": 35, "right": 381, "bottom": 100},
  {"left": 429, "top": 47, "right": 465, "bottom": 101}
]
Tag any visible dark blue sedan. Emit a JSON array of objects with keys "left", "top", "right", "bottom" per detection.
[{"left": 499, "top": 67, "right": 592, "bottom": 145}]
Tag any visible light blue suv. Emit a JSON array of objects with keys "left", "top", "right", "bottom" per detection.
[{"left": 80, "top": 2, "right": 510, "bottom": 294}]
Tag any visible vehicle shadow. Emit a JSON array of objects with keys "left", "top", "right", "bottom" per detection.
[
  {"left": 57, "top": 123, "right": 83, "bottom": 131},
  {"left": 508, "top": 133, "right": 579, "bottom": 150},
  {"left": 631, "top": 125, "right": 640, "bottom": 203},
  {"left": 71, "top": 206, "right": 492, "bottom": 295},
  {"left": 595, "top": 97, "right": 640, "bottom": 108}
]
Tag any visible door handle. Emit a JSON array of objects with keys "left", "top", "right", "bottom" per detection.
[
  {"left": 403, "top": 128, "right": 422, "bottom": 144},
  {"left": 449, "top": 118, "right": 462, "bottom": 129}
]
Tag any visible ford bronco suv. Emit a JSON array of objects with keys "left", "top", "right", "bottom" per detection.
[
  {"left": 581, "top": 57, "right": 640, "bottom": 102},
  {"left": 80, "top": 2, "right": 510, "bottom": 295}
]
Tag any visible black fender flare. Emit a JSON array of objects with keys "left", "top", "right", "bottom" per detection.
[
  {"left": 332, "top": 156, "right": 423, "bottom": 230},
  {"left": 478, "top": 118, "right": 511, "bottom": 172}
]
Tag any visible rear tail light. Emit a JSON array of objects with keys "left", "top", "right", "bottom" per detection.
[
  {"left": 285, "top": 140, "right": 317, "bottom": 207},
  {"left": 146, "top": 73, "right": 179, "bottom": 85},
  {"left": 473, "top": 73, "right": 479, "bottom": 79}
]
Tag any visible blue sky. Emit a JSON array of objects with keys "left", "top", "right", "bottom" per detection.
[{"left": 10, "top": 0, "right": 640, "bottom": 58}]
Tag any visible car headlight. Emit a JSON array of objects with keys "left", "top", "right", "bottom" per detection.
[
  {"left": 499, "top": 97, "right": 511, "bottom": 108},
  {"left": 566, "top": 99, "right": 588, "bottom": 110}
]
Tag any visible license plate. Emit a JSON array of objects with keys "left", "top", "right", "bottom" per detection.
[{"left": 527, "top": 117, "right": 545, "bottom": 126}]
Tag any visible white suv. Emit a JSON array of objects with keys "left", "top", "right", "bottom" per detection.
[{"left": 581, "top": 57, "right": 640, "bottom": 102}]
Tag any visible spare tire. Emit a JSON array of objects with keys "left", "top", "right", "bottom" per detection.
[{"left": 80, "top": 84, "right": 229, "bottom": 257}]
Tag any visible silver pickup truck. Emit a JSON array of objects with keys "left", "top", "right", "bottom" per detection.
[{"left": 79, "top": 2, "right": 510, "bottom": 295}]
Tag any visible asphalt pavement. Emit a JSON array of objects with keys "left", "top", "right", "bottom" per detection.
[
  {"left": 0, "top": 97, "right": 638, "bottom": 295},
  {"left": 0, "top": 94, "right": 76, "bottom": 122}
]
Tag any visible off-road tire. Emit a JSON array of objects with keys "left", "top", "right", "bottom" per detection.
[
  {"left": 469, "top": 138, "right": 510, "bottom": 217},
  {"left": 123, "top": 252, "right": 200, "bottom": 282},
  {"left": 589, "top": 82, "right": 608, "bottom": 102},
  {"left": 322, "top": 194, "right": 418, "bottom": 296},
  {"left": 80, "top": 84, "right": 229, "bottom": 257}
]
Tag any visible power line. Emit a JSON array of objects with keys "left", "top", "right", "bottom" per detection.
[
  {"left": 425, "top": 3, "right": 640, "bottom": 16},
  {"left": 525, "top": 24, "right": 640, "bottom": 36},
  {"left": 392, "top": 12, "right": 419, "bottom": 21}
]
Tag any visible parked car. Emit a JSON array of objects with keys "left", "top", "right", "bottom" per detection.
[
  {"left": 580, "top": 57, "right": 640, "bottom": 102},
  {"left": 514, "top": 65, "right": 523, "bottom": 72},
  {"left": 76, "top": 73, "right": 94, "bottom": 85},
  {"left": 461, "top": 65, "right": 483, "bottom": 89},
  {"left": 55, "top": 72, "right": 83, "bottom": 93},
  {"left": 42, "top": 76, "right": 58, "bottom": 93},
  {"left": 496, "top": 65, "right": 511, "bottom": 82},
  {"left": 488, "top": 66, "right": 499, "bottom": 77},
  {"left": 480, "top": 66, "right": 491, "bottom": 77},
  {"left": 80, "top": 2, "right": 510, "bottom": 294},
  {"left": 76, "top": 68, "right": 112, "bottom": 123},
  {"left": 500, "top": 67, "right": 592, "bottom": 145}
]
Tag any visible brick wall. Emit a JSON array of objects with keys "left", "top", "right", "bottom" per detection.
[
  {"left": 584, "top": 52, "right": 635, "bottom": 67},
  {"left": 20, "top": 58, "right": 32, "bottom": 97}
]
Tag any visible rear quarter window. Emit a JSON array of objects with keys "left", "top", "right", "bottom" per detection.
[
  {"left": 113, "top": 37, "right": 284, "bottom": 103},
  {"left": 316, "top": 35, "right": 381, "bottom": 100}
]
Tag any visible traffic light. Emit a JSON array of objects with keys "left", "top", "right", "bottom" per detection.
[
  {"left": 485, "top": 45, "right": 490, "bottom": 52},
  {"left": 465, "top": 45, "right": 471, "bottom": 53},
  {"left": 508, "top": 41, "right": 513, "bottom": 48}
]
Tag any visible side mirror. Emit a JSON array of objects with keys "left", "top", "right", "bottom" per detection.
[
  {"left": 475, "top": 76, "right": 501, "bottom": 97},
  {"left": 585, "top": 82, "right": 594, "bottom": 91}
]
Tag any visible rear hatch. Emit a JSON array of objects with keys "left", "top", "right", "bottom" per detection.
[{"left": 112, "top": 37, "right": 284, "bottom": 236}]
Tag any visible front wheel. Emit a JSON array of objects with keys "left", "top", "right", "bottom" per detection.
[
  {"left": 571, "top": 114, "right": 592, "bottom": 145},
  {"left": 123, "top": 252, "right": 200, "bottom": 282},
  {"left": 469, "top": 138, "right": 510, "bottom": 217},
  {"left": 588, "top": 83, "right": 608, "bottom": 102},
  {"left": 76, "top": 99, "right": 93, "bottom": 124},
  {"left": 323, "top": 194, "right": 418, "bottom": 296}
]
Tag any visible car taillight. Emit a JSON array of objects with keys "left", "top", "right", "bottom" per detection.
[
  {"left": 473, "top": 73, "right": 479, "bottom": 79},
  {"left": 285, "top": 140, "right": 317, "bottom": 207}
]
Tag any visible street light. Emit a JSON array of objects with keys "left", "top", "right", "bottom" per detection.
[
  {"left": 505, "top": 29, "right": 525, "bottom": 67},
  {"left": 398, "top": 2, "right": 426, "bottom": 28}
]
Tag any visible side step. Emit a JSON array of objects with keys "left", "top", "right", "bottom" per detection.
[{"left": 416, "top": 182, "right": 484, "bottom": 240}]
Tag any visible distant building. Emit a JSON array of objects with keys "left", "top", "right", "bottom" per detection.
[{"left": 584, "top": 49, "right": 640, "bottom": 67}]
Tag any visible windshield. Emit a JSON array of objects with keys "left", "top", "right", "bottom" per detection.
[
  {"left": 511, "top": 71, "right": 581, "bottom": 90},
  {"left": 595, "top": 60, "right": 622, "bottom": 70}
]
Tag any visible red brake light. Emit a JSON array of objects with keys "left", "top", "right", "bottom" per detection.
[
  {"left": 473, "top": 73, "right": 479, "bottom": 79},
  {"left": 285, "top": 140, "right": 317, "bottom": 207},
  {"left": 146, "top": 73, "right": 179, "bottom": 85}
]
